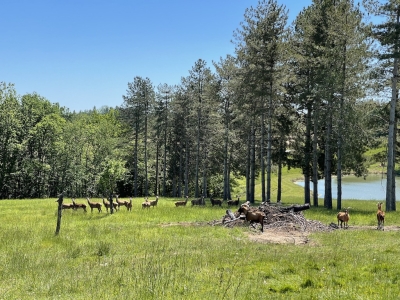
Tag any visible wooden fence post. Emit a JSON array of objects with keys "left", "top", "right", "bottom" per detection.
[
  {"left": 55, "top": 192, "right": 64, "bottom": 235},
  {"left": 109, "top": 192, "right": 114, "bottom": 214}
]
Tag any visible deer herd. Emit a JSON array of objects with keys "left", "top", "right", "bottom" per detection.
[
  {"left": 61, "top": 195, "right": 241, "bottom": 212},
  {"left": 59, "top": 195, "right": 387, "bottom": 231},
  {"left": 336, "top": 202, "right": 386, "bottom": 231}
]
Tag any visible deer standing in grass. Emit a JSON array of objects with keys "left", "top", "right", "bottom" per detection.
[
  {"left": 72, "top": 198, "right": 87, "bottom": 212},
  {"left": 191, "top": 196, "right": 204, "bottom": 206},
  {"left": 86, "top": 198, "right": 102, "bottom": 213},
  {"left": 116, "top": 195, "right": 129, "bottom": 210},
  {"left": 377, "top": 202, "right": 385, "bottom": 231},
  {"left": 142, "top": 198, "right": 151, "bottom": 209},
  {"left": 60, "top": 201, "right": 74, "bottom": 210},
  {"left": 127, "top": 198, "right": 133, "bottom": 211},
  {"left": 103, "top": 198, "right": 118, "bottom": 213},
  {"left": 149, "top": 196, "right": 159, "bottom": 208},
  {"left": 337, "top": 208, "right": 350, "bottom": 229},
  {"left": 227, "top": 196, "right": 240, "bottom": 207},
  {"left": 175, "top": 196, "right": 188, "bottom": 207}
]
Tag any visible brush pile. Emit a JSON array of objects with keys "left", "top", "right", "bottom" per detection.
[{"left": 210, "top": 202, "right": 333, "bottom": 233}]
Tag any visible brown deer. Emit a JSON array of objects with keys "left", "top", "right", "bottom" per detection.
[
  {"left": 227, "top": 196, "right": 240, "bottom": 207},
  {"left": 377, "top": 202, "right": 385, "bottom": 231},
  {"left": 175, "top": 196, "right": 189, "bottom": 207},
  {"left": 142, "top": 198, "right": 151, "bottom": 209},
  {"left": 126, "top": 198, "right": 133, "bottom": 211},
  {"left": 103, "top": 198, "right": 118, "bottom": 213},
  {"left": 116, "top": 195, "right": 129, "bottom": 210},
  {"left": 337, "top": 208, "right": 350, "bottom": 229},
  {"left": 191, "top": 196, "right": 204, "bottom": 206},
  {"left": 59, "top": 201, "right": 74, "bottom": 210},
  {"left": 72, "top": 198, "right": 87, "bottom": 212},
  {"left": 238, "top": 203, "right": 265, "bottom": 232},
  {"left": 86, "top": 198, "right": 102, "bottom": 213},
  {"left": 210, "top": 196, "right": 222, "bottom": 207},
  {"left": 149, "top": 196, "right": 159, "bottom": 208}
]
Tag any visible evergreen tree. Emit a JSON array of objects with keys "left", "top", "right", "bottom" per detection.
[
  {"left": 234, "top": 0, "right": 288, "bottom": 202},
  {"left": 365, "top": 0, "right": 400, "bottom": 211}
]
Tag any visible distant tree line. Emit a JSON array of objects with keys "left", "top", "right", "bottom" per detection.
[{"left": 1, "top": 0, "right": 399, "bottom": 211}]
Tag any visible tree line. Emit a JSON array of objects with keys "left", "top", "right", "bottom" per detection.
[{"left": 1, "top": 0, "right": 399, "bottom": 210}]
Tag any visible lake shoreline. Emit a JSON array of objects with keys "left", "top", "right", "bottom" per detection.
[{"left": 294, "top": 174, "right": 391, "bottom": 201}]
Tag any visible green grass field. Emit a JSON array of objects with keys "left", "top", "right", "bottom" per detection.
[{"left": 1, "top": 169, "right": 400, "bottom": 299}]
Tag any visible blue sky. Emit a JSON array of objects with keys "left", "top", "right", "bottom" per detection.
[{"left": 2, "top": 0, "right": 312, "bottom": 112}]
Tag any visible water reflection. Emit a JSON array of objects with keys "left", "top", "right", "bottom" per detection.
[{"left": 294, "top": 175, "right": 398, "bottom": 200}]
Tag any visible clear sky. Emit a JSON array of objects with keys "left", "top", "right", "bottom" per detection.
[{"left": 2, "top": 0, "right": 312, "bottom": 112}]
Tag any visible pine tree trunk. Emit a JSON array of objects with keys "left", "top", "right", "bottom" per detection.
[
  {"left": 227, "top": 162, "right": 232, "bottom": 200},
  {"left": 155, "top": 140, "right": 160, "bottom": 196},
  {"left": 223, "top": 121, "right": 229, "bottom": 200},
  {"left": 324, "top": 97, "right": 333, "bottom": 209},
  {"left": 178, "top": 144, "right": 183, "bottom": 198},
  {"left": 202, "top": 146, "right": 208, "bottom": 198},
  {"left": 144, "top": 91, "right": 148, "bottom": 197},
  {"left": 261, "top": 112, "right": 266, "bottom": 203},
  {"left": 246, "top": 127, "right": 251, "bottom": 202},
  {"left": 312, "top": 101, "right": 319, "bottom": 207},
  {"left": 266, "top": 84, "right": 273, "bottom": 202},
  {"left": 337, "top": 39, "right": 347, "bottom": 211},
  {"left": 277, "top": 153, "right": 282, "bottom": 203},
  {"left": 386, "top": 6, "right": 399, "bottom": 211},
  {"left": 304, "top": 104, "right": 312, "bottom": 204},
  {"left": 250, "top": 124, "right": 256, "bottom": 203},
  {"left": 134, "top": 120, "right": 139, "bottom": 197},
  {"left": 172, "top": 177, "right": 176, "bottom": 198},
  {"left": 184, "top": 139, "right": 189, "bottom": 197},
  {"left": 392, "top": 119, "right": 397, "bottom": 210},
  {"left": 337, "top": 102, "right": 343, "bottom": 211},
  {"left": 195, "top": 107, "right": 201, "bottom": 198},
  {"left": 163, "top": 95, "right": 168, "bottom": 197},
  {"left": 386, "top": 58, "right": 398, "bottom": 211}
]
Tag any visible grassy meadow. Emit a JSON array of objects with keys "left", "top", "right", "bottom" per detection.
[{"left": 1, "top": 168, "right": 400, "bottom": 299}]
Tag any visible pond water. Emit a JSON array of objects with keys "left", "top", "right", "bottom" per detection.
[{"left": 294, "top": 174, "right": 399, "bottom": 200}]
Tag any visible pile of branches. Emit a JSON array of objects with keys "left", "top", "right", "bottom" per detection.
[{"left": 209, "top": 202, "right": 333, "bottom": 233}]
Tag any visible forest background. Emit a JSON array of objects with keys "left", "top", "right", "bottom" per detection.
[{"left": 0, "top": 0, "right": 399, "bottom": 211}]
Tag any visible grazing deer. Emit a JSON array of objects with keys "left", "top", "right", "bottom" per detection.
[
  {"left": 175, "top": 196, "right": 189, "bottom": 207},
  {"left": 86, "top": 198, "right": 102, "bottom": 213},
  {"left": 227, "top": 196, "right": 240, "bottom": 207},
  {"left": 191, "top": 196, "right": 204, "bottom": 206},
  {"left": 60, "top": 201, "right": 74, "bottom": 210},
  {"left": 377, "top": 202, "right": 385, "bottom": 231}
]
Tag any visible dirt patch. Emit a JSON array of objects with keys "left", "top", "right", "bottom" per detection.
[
  {"left": 161, "top": 220, "right": 400, "bottom": 246},
  {"left": 245, "top": 225, "right": 400, "bottom": 245},
  {"left": 247, "top": 229, "right": 312, "bottom": 245},
  {"left": 344, "top": 225, "right": 400, "bottom": 232}
]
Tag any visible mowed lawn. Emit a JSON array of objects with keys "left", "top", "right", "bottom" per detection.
[{"left": 1, "top": 170, "right": 400, "bottom": 299}]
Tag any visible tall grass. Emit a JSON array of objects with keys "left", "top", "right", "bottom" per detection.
[{"left": 1, "top": 172, "right": 400, "bottom": 299}]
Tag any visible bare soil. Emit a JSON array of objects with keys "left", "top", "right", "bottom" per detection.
[
  {"left": 247, "top": 228, "right": 312, "bottom": 245},
  {"left": 246, "top": 225, "right": 400, "bottom": 245},
  {"left": 160, "top": 221, "right": 400, "bottom": 246}
]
